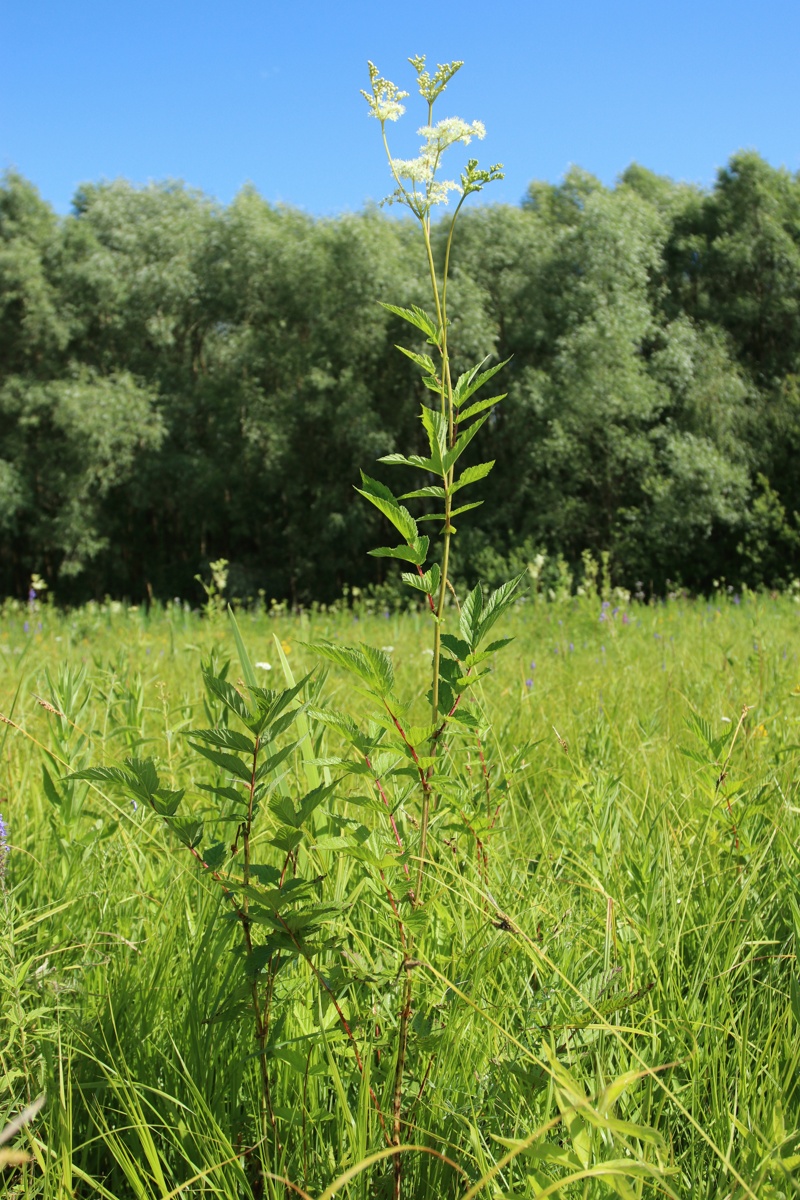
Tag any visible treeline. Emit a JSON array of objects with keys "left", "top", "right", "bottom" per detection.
[{"left": 1, "top": 153, "right": 800, "bottom": 604}]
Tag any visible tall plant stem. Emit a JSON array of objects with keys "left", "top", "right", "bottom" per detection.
[
  {"left": 392, "top": 968, "right": 413, "bottom": 1200},
  {"left": 243, "top": 736, "right": 278, "bottom": 1154},
  {"left": 417, "top": 219, "right": 457, "bottom": 903}
]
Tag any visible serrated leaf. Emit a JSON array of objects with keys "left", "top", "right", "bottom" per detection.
[
  {"left": 400, "top": 485, "right": 446, "bottom": 500},
  {"left": 189, "top": 741, "right": 253, "bottom": 782},
  {"left": 67, "top": 765, "right": 134, "bottom": 788},
  {"left": 460, "top": 584, "right": 484, "bottom": 650},
  {"left": 187, "top": 728, "right": 255, "bottom": 754},
  {"left": 269, "top": 781, "right": 336, "bottom": 829},
  {"left": 452, "top": 461, "right": 494, "bottom": 493},
  {"left": 203, "top": 673, "right": 252, "bottom": 723},
  {"left": 197, "top": 783, "right": 247, "bottom": 806},
  {"left": 152, "top": 788, "right": 184, "bottom": 817},
  {"left": 167, "top": 816, "right": 204, "bottom": 849},
  {"left": 402, "top": 564, "right": 441, "bottom": 596},
  {"left": 443, "top": 412, "right": 490, "bottom": 474},
  {"left": 420, "top": 406, "right": 447, "bottom": 476},
  {"left": 378, "top": 452, "right": 432, "bottom": 469},
  {"left": 394, "top": 344, "right": 437, "bottom": 376},
  {"left": 457, "top": 392, "right": 507, "bottom": 423},
  {"left": 254, "top": 742, "right": 297, "bottom": 782},
  {"left": 440, "top": 633, "right": 470, "bottom": 660},
  {"left": 368, "top": 542, "right": 428, "bottom": 565},
  {"left": 449, "top": 500, "right": 483, "bottom": 518},
  {"left": 483, "top": 637, "right": 514, "bottom": 654},
  {"left": 379, "top": 301, "right": 439, "bottom": 343},
  {"left": 355, "top": 473, "right": 418, "bottom": 542},
  {"left": 452, "top": 357, "right": 510, "bottom": 408},
  {"left": 202, "top": 841, "right": 228, "bottom": 870},
  {"left": 476, "top": 573, "right": 526, "bottom": 646},
  {"left": 360, "top": 644, "right": 394, "bottom": 695}
]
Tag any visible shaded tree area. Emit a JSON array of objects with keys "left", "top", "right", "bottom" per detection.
[{"left": 1, "top": 152, "right": 799, "bottom": 604}]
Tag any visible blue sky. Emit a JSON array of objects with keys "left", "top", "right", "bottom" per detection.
[{"left": 3, "top": 0, "right": 799, "bottom": 216}]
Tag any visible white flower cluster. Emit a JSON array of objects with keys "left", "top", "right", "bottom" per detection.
[
  {"left": 417, "top": 117, "right": 486, "bottom": 153},
  {"left": 364, "top": 60, "right": 498, "bottom": 216},
  {"left": 387, "top": 120, "right": 485, "bottom": 209},
  {"left": 361, "top": 61, "right": 408, "bottom": 123}
]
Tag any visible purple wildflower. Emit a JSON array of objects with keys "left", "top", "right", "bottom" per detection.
[
  {"left": 525, "top": 678, "right": 533, "bottom": 689},
  {"left": 23, "top": 621, "right": 29, "bottom": 634}
]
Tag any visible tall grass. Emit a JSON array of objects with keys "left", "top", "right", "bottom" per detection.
[{"left": 0, "top": 591, "right": 798, "bottom": 1197}]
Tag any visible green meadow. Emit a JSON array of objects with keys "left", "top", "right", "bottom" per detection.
[{"left": 1, "top": 592, "right": 798, "bottom": 1198}]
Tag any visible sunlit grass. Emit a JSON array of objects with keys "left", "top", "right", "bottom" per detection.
[{"left": 1, "top": 592, "right": 799, "bottom": 1198}]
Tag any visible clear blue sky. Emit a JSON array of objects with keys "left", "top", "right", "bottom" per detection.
[{"left": 3, "top": 0, "right": 799, "bottom": 216}]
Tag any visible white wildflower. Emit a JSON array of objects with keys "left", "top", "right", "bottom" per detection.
[
  {"left": 428, "top": 179, "right": 460, "bottom": 205},
  {"left": 370, "top": 97, "right": 406, "bottom": 122},
  {"left": 255, "top": 661, "right": 272, "bottom": 671},
  {"left": 390, "top": 155, "right": 434, "bottom": 185},
  {"left": 418, "top": 117, "right": 486, "bottom": 152},
  {"left": 361, "top": 62, "right": 408, "bottom": 123}
]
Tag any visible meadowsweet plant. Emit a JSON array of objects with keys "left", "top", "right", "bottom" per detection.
[
  {"left": 38, "top": 58, "right": 688, "bottom": 1200},
  {"left": 353, "top": 55, "right": 522, "bottom": 885},
  {"left": 295, "top": 56, "right": 524, "bottom": 1195}
]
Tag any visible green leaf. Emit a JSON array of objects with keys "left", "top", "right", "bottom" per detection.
[
  {"left": 443, "top": 412, "right": 490, "bottom": 474},
  {"left": 449, "top": 500, "right": 483, "bottom": 518},
  {"left": 791, "top": 975, "right": 800, "bottom": 1027},
  {"left": 452, "top": 461, "right": 494, "bottom": 493},
  {"left": 187, "top": 728, "right": 255, "bottom": 755},
  {"left": 197, "top": 783, "right": 247, "bottom": 807},
  {"left": 152, "top": 788, "right": 184, "bottom": 817},
  {"left": 379, "top": 301, "right": 439, "bottom": 343},
  {"left": 378, "top": 452, "right": 432, "bottom": 469},
  {"left": 67, "top": 765, "right": 136, "bottom": 788},
  {"left": 402, "top": 564, "right": 441, "bottom": 596},
  {"left": 457, "top": 392, "right": 507, "bottom": 423},
  {"left": 400, "top": 485, "right": 446, "bottom": 500},
  {"left": 308, "top": 641, "right": 394, "bottom": 698},
  {"left": 452, "top": 358, "right": 510, "bottom": 408},
  {"left": 227, "top": 606, "right": 258, "bottom": 692},
  {"left": 202, "top": 842, "right": 228, "bottom": 870},
  {"left": 483, "top": 636, "right": 514, "bottom": 654},
  {"left": 360, "top": 644, "right": 395, "bottom": 695},
  {"left": 203, "top": 672, "right": 253, "bottom": 724},
  {"left": 188, "top": 742, "right": 253, "bottom": 782},
  {"left": 475, "top": 574, "right": 526, "bottom": 646},
  {"left": 440, "top": 634, "right": 470, "bottom": 660},
  {"left": 368, "top": 539, "right": 429, "bottom": 565},
  {"left": 460, "top": 585, "right": 484, "bottom": 650},
  {"left": 167, "top": 816, "right": 204, "bottom": 849},
  {"left": 254, "top": 742, "right": 297, "bottom": 782},
  {"left": 420, "top": 406, "right": 447, "bottom": 476},
  {"left": 355, "top": 473, "right": 418, "bottom": 542},
  {"left": 394, "top": 344, "right": 437, "bottom": 376}
]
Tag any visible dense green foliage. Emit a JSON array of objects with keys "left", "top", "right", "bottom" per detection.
[
  {"left": 1, "top": 595, "right": 799, "bottom": 1196},
  {"left": 2, "top": 154, "right": 800, "bottom": 603}
]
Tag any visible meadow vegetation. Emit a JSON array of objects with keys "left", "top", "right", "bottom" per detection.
[
  {"left": 1, "top": 589, "right": 799, "bottom": 1197},
  {"left": 1, "top": 55, "right": 799, "bottom": 1200}
]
